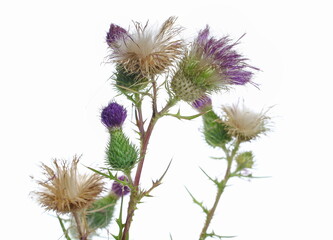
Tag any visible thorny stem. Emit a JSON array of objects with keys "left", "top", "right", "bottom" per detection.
[
  {"left": 199, "top": 140, "right": 240, "bottom": 240},
  {"left": 121, "top": 96, "right": 178, "bottom": 240}
]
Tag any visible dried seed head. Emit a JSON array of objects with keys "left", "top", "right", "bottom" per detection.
[{"left": 35, "top": 156, "right": 104, "bottom": 214}]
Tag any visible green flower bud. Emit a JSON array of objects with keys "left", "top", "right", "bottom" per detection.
[
  {"left": 86, "top": 194, "right": 118, "bottom": 230},
  {"left": 106, "top": 129, "right": 138, "bottom": 171},
  {"left": 171, "top": 56, "right": 219, "bottom": 102},
  {"left": 114, "top": 65, "right": 147, "bottom": 93},
  {"left": 202, "top": 110, "right": 232, "bottom": 147},
  {"left": 235, "top": 151, "right": 254, "bottom": 170}
]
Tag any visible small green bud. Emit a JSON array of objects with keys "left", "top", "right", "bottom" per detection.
[
  {"left": 106, "top": 129, "right": 138, "bottom": 171},
  {"left": 114, "top": 65, "right": 147, "bottom": 93},
  {"left": 235, "top": 151, "right": 254, "bottom": 170},
  {"left": 86, "top": 194, "right": 118, "bottom": 230},
  {"left": 202, "top": 110, "right": 232, "bottom": 147}
]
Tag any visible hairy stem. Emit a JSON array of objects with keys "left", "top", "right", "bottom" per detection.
[
  {"left": 72, "top": 211, "right": 88, "bottom": 240},
  {"left": 199, "top": 140, "right": 240, "bottom": 240}
]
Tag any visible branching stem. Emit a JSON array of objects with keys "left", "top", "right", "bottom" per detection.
[{"left": 121, "top": 95, "right": 178, "bottom": 240}]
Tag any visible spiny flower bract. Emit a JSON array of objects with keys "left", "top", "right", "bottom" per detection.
[
  {"left": 35, "top": 156, "right": 104, "bottom": 214},
  {"left": 107, "top": 16, "right": 184, "bottom": 77}
]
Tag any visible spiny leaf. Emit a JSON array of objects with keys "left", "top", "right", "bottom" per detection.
[
  {"left": 86, "top": 166, "right": 110, "bottom": 179},
  {"left": 185, "top": 187, "right": 209, "bottom": 214},
  {"left": 205, "top": 231, "right": 236, "bottom": 239},
  {"left": 199, "top": 167, "right": 220, "bottom": 186},
  {"left": 57, "top": 215, "right": 71, "bottom": 240},
  {"left": 165, "top": 109, "right": 207, "bottom": 120},
  {"left": 139, "top": 159, "right": 173, "bottom": 199}
]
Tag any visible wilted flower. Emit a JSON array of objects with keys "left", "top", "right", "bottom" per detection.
[
  {"left": 192, "top": 95, "right": 212, "bottom": 112},
  {"left": 35, "top": 156, "right": 104, "bottom": 214},
  {"left": 101, "top": 102, "right": 127, "bottom": 129},
  {"left": 221, "top": 102, "right": 270, "bottom": 141},
  {"left": 111, "top": 175, "right": 130, "bottom": 197},
  {"left": 106, "top": 16, "right": 184, "bottom": 77},
  {"left": 171, "top": 26, "right": 258, "bottom": 102}
]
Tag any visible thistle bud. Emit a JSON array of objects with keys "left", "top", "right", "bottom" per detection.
[
  {"left": 86, "top": 194, "right": 118, "bottom": 230},
  {"left": 101, "top": 102, "right": 127, "bottom": 129},
  {"left": 202, "top": 109, "right": 231, "bottom": 147},
  {"left": 111, "top": 175, "right": 130, "bottom": 197},
  {"left": 114, "top": 65, "right": 147, "bottom": 93},
  {"left": 235, "top": 151, "right": 254, "bottom": 170},
  {"left": 106, "top": 129, "right": 138, "bottom": 171}
]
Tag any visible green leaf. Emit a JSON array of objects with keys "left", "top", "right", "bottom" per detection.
[
  {"left": 57, "top": 215, "right": 71, "bottom": 240},
  {"left": 199, "top": 167, "right": 220, "bottom": 186},
  {"left": 165, "top": 109, "right": 207, "bottom": 120},
  {"left": 185, "top": 187, "right": 209, "bottom": 214}
]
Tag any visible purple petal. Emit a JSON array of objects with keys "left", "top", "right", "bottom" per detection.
[
  {"left": 111, "top": 176, "right": 130, "bottom": 197},
  {"left": 101, "top": 102, "right": 127, "bottom": 128},
  {"left": 106, "top": 24, "right": 127, "bottom": 46}
]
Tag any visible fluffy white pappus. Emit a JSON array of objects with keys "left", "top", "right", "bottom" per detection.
[
  {"left": 222, "top": 101, "right": 270, "bottom": 141},
  {"left": 110, "top": 16, "right": 184, "bottom": 77}
]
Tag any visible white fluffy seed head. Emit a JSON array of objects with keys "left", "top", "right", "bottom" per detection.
[
  {"left": 110, "top": 17, "right": 184, "bottom": 77},
  {"left": 222, "top": 102, "right": 270, "bottom": 141}
]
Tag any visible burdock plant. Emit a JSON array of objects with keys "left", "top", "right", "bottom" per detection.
[{"left": 32, "top": 16, "right": 271, "bottom": 240}]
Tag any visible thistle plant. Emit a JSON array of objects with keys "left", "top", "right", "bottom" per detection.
[{"left": 32, "top": 16, "right": 271, "bottom": 240}]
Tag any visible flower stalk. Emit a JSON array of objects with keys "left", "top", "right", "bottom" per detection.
[
  {"left": 121, "top": 95, "right": 178, "bottom": 240},
  {"left": 199, "top": 140, "right": 240, "bottom": 240}
]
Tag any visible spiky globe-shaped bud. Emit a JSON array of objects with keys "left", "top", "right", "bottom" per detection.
[
  {"left": 112, "top": 175, "right": 130, "bottom": 197},
  {"left": 106, "top": 129, "right": 138, "bottom": 171},
  {"left": 192, "top": 95, "right": 212, "bottom": 112},
  {"left": 86, "top": 194, "right": 118, "bottom": 230},
  {"left": 101, "top": 102, "right": 127, "bottom": 129},
  {"left": 114, "top": 65, "right": 148, "bottom": 93},
  {"left": 202, "top": 109, "right": 232, "bottom": 147},
  {"left": 235, "top": 151, "right": 254, "bottom": 171}
]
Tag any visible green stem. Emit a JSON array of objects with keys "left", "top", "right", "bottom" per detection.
[{"left": 199, "top": 140, "right": 240, "bottom": 240}]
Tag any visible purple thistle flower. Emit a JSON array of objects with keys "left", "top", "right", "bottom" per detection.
[
  {"left": 192, "top": 95, "right": 212, "bottom": 112},
  {"left": 106, "top": 24, "right": 127, "bottom": 46},
  {"left": 195, "top": 26, "right": 259, "bottom": 85},
  {"left": 101, "top": 102, "right": 127, "bottom": 129},
  {"left": 111, "top": 175, "right": 130, "bottom": 197}
]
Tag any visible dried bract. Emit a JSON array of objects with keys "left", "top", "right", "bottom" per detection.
[{"left": 35, "top": 156, "right": 104, "bottom": 214}]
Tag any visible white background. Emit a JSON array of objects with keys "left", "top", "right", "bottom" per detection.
[{"left": 1, "top": 0, "right": 332, "bottom": 239}]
